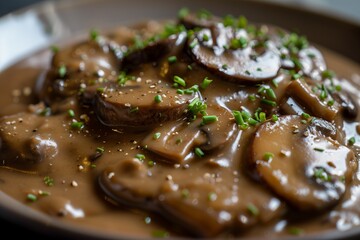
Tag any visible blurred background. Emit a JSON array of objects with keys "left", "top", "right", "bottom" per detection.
[{"left": 1, "top": 0, "right": 360, "bottom": 23}]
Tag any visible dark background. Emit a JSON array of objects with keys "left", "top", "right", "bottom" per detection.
[{"left": 0, "top": 0, "right": 44, "bottom": 16}]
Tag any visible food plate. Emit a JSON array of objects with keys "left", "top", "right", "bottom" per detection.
[{"left": 0, "top": 0, "right": 359, "bottom": 239}]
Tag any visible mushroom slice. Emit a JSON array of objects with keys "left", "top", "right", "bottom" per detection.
[
  {"left": 188, "top": 25, "right": 281, "bottom": 83},
  {"left": 143, "top": 104, "right": 236, "bottom": 163},
  {"left": 332, "top": 91, "right": 358, "bottom": 119},
  {"left": 122, "top": 32, "right": 187, "bottom": 70},
  {"left": 250, "top": 115, "right": 357, "bottom": 210},
  {"left": 99, "top": 158, "right": 159, "bottom": 210},
  {"left": 0, "top": 112, "right": 58, "bottom": 172},
  {"left": 159, "top": 179, "right": 235, "bottom": 237},
  {"left": 199, "top": 103, "right": 237, "bottom": 150},
  {"left": 179, "top": 12, "right": 221, "bottom": 29},
  {"left": 94, "top": 82, "right": 197, "bottom": 128},
  {"left": 281, "top": 79, "right": 339, "bottom": 121},
  {"left": 142, "top": 120, "right": 207, "bottom": 164},
  {"left": 38, "top": 37, "right": 121, "bottom": 104},
  {"left": 298, "top": 46, "right": 326, "bottom": 80}
]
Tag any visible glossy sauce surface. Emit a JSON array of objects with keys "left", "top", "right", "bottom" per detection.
[{"left": 0, "top": 12, "right": 360, "bottom": 238}]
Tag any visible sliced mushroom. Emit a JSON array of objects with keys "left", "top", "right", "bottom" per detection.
[
  {"left": 142, "top": 120, "right": 207, "bottom": 164},
  {"left": 100, "top": 128, "right": 283, "bottom": 237},
  {"left": 250, "top": 115, "right": 357, "bottom": 210},
  {"left": 143, "top": 104, "right": 236, "bottom": 163},
  {"left": 332, "top": 91, "right": 358, "bottom": 119},
  {"left": 280, "top": 79, "right": 339, "bottom": 121},
  {"left": 159, "top": 179, "right": 235, "bottom": 237},
  {"left": 122, "top": 32, "right": 187, "bottom": 70},
  {"left": 179, "top": 12, "right": 221, "bottom": 29},
  {"left": 0, "top": 112, "right": 58, "bottom": 171},
  {"left": 298, "top": 47, "right": 326, "bottom": 80},
  {"left": 199, "top": 103, "right": 237, "bottom": 150},
  {"left": 188, "top": 25, "right": 281, "bottom": 83},
  {"left": 38, "top": 37, "right": 121, "bottom": 104},
  {"left": 99, "top": 158, "right": 158, "bottom": 210},
  {"left": 94, "top": 81, "right": 197, "bottom": 128}
]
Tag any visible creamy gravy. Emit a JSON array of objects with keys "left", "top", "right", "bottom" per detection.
[{"left": 0, "top": 11, "right": 360, "bottom": 238}]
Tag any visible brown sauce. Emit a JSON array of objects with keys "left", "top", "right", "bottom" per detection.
[{"left": 0, "top": 10, "right": 360, "bottom": 238}]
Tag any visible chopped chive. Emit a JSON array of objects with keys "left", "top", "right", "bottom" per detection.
[
  {"left": 301, "top": 119, "right": 307, "bottom": 124},
  {"left": 271, "top": 114, "right": 278, "bottom": 122},
  {"left": 167, "top": 56, "right": 177, "bottom": 63},
  {"left": 319, "top": 84, "right": 328, "bottom": 100},
  {"left": 26, "top": 193, "right": 37, "bottom": 202},
  {"left": 335, "top": 85, "right": 342, "bottom": 91},
  {"left": 263, "top": 152, "right": 274, "bottom": 161},
  {"left": 202, "top": 34, "right": 209, "bottom": 41},
  {"left": 327, "top": 99, "right": 335, "bottom": 106},
  {"left": 176, "top": 89, "right": 184, "bottom": 94},
  {"left": 248, "top": 94, "right": 256, "bottom": 101},
  {"left": 118, "top": 71, "right": 134, "bottom": 86},
  {"left": 173, "top": 76, "right": 186, "bottom": 87},
  {"left": 291, "top": 72, "right": 302, "bottom": 80},
  {"left": 135, "top": 154, "right": 145, "bottom": 161},
  {"left": 202, "top": 115, "right": 218, "bottom": 125},
  {"left": 266, "top": 88, "right": 277, "bottom": 100},
  {"left": 223, "top": 15, "right": 235, "bottom": 27},
  {"left": 248, "top": 118, "right": 258, "bottom": 126},
  {"left": 188, "top": 98, "right": 207, "bottom": 117},
  {"left": 230, "top": 37, "right": 248, "bottom": 49},
  {"left": 50, "top": 45, "right": 59, "bottom": 53},
  {"left": 197, "top": 9, "right": 212, "bottom": 19},
  {"left": 233, "top": 110, "right": 244, "bottom": 125},
  {"left": 89, "top": 29, "right": 99, "bottom": 41},
  {"left": 259, "top": 112, "right": 266, "bottom": 122},
  {"left": 187, "top": 64, "right": 193, "bottom": 70},
  {"left": 322, "top": 70, "right": 335, "bottom": 79},
  {"left": 314, "top": 147, "right": 324, "bottom": 152},
  {"left": 241, "top": 110, "right": 251, "bottom": 121},
  {"left": 201, "top": 77, "right": 213, "bottom": 89},
  {"left": 237, "top": 15, "right": 248, "bottom": 28},
  {"left": 58, "top": 65, "right": 67, "bottom": 78},
  {"left": 43, "top": 176, "right": 54, "bottom": 186},
  {"left": 71, "top": 121, "right": 84, "bottom": 130},
  {"left": 154, "top": 95, "right": 163, "bottom": 103},
  {"left": 181, "top": 189, "right": 190, "bottom": 198},
  {"left": 152, "top": 230, "right": 169, "bottom": 238},
  {"left": 245, "top": 70, "right": 251, "bottom": 75},
  {"left": 194, "top": 147, "right": 205, "bottom": 157},
  {"left": 260, "top": 99, "right": 277, "bottom": 106},
  {"left": 271, "top": 79, "right": 279, "bottom": 88},
  {"left": 208, "top": 192, "right": 217, "bottom": 201},
  {"left": 178, "top": 7, "right": 189, "bottom": 18},
  {"left": 68, "top": 109, "right": 75, "bottom": 118},
  {"left": 153, "top": 132, "right": 161, "bottom": 140},
  {"left": 189, "top": 39, "right": 198, "bottom": 49},
  {"left": 348, "top": 137, "right": 356, "bottom": 146},
  {"left": 148, "top": 160, "right": 155, "bottom": 167},
  {"left": 96, "top": 147, "right": 105, "bottom": 153},
  {"left": 176, "top": 138, "right": 183, "bottom": 144},
  {"left": 301, "top": 112, "right": 310, "bottom": 119},
  {"left": 247, "top": 203, "right": 259, "bottom": 216},
  {"left": 97, "top": 87, "right": 105, "bottom": 93},
  {"left": 288, "top": 227, "right": 303, "bottom": 236},
  {"left": 222, "top": 64, "right": 228, "bottom": 70}
]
